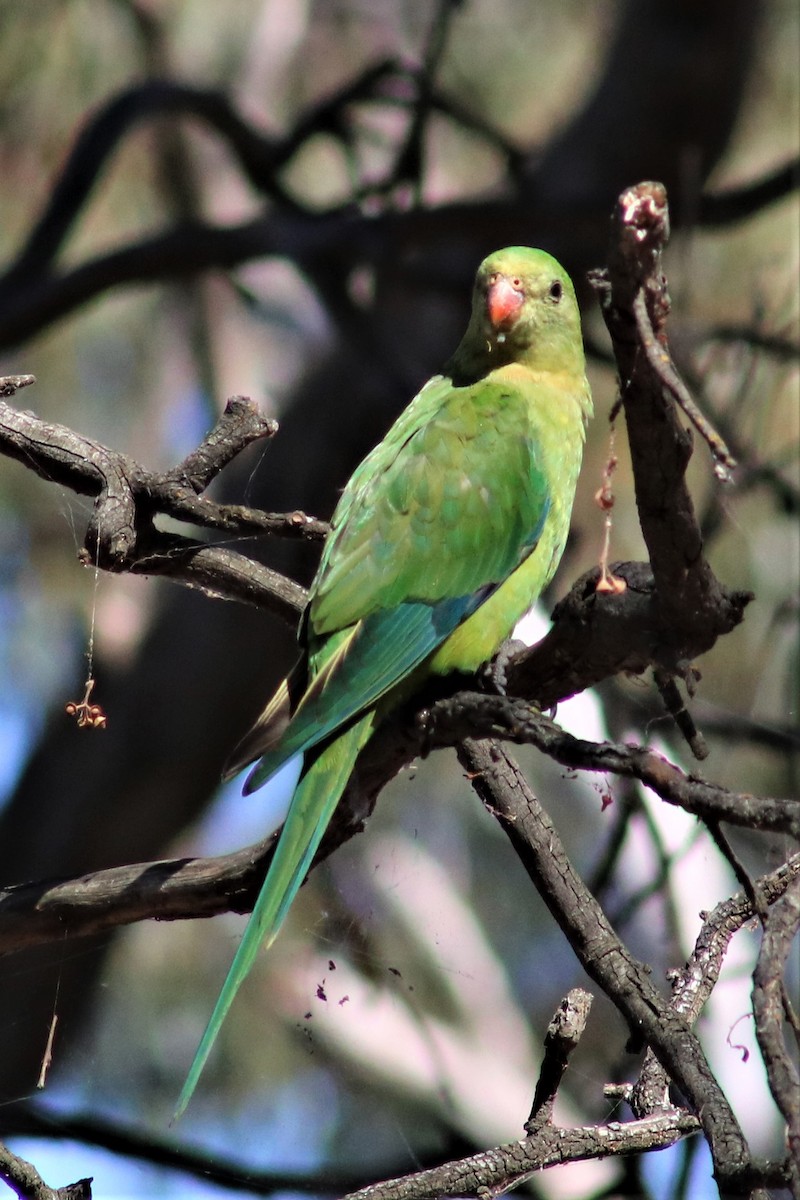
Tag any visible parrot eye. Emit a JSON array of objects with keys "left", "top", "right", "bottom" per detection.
[
  {"left": 548, "top": 280, "right": 563, "bottom": 302},
  {"left": 511, "top": 277, "right": 522, "bottom": 289}
]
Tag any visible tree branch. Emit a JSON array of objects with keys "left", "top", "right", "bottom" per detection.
[
  {"left": 458, "top": 739, "right": 787, "bottom": 1193},
  {"left": 1, "top": 687, "right": 796, "bottom": 952},
  {"left": 618, "top": 855, "right": 800, "bottom": 1119},
  {"left": 421, "top": 694, "right": 799, "bottom": 836},
  {"left": 0, "top": 379, "right": 312, "bottom": 618},
  {"left": 752, "top": 875, "right": 800, "bottom": 1191},
  {"left": 0, "top": 1139, "right": 91, "bottom": 1200},
  {"left": 0, "top": 839, "right": 272, "bottom": 957},
  {"left": 525, "top": 988, "right": 593, "bottom": 1133},
  {"left": 697, "top": 157, "right": 800, "bottom": 227}
]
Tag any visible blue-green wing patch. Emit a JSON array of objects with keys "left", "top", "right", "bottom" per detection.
[{"left": 243, "top": 590, "right": 489, "bottom": 794}]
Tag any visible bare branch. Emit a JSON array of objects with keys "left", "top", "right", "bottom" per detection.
[
  {"left": 0, "top": 379, "right": 311, "bottom": 618},
  {"left": 507, "top": 560, "right": 749, "bottom": 711},
  {"left": 526, "top": 989, "right": 593, "bottom": 1133},
  {"left": 626, "top": 855, "right": 800, "bottom": 1118},
  {"left": 0, "top": 839, "right": 273, "bottom": 957},
  {"left": 0, "top": 1139, "right": 91, "bottom": 1200},
  {"left": 2, "top": 707, "right": 797, "bottom": 960},
  {"left": 631, "top": 286, "right": 736, "bottom": 480},
  {"left": 420, "top": 694, "right": 800, "bottom": 837},
  {"left": 752, "top": 875, "right": 800, "bottom": 1189},
  {"left": 457, "top": 739, "right": 780, "bottom": 1192},
  {"left": 343, "top": 1112, "right": 701, "bottom": 1200}
]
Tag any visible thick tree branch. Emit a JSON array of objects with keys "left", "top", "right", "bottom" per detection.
[
  {"left": 0, "top": 1139, "right": 91, "bottom": 1200},
  {"left": 343, "top": 1112, "right": 702, "bottom": 1200},
  {"left": 1, "top": 182, "right": 793, "bottom": 964},
  {"left": 0, "top": 2, "right": 791, "bottom": 1185},
  {"left": 0, "top": 174, "right": 791, "bottom": 1197},
  {"left": 590, "top": 183, "right": 741, "bottom": 638},
  {"left": 458, "top": 740, "right": 786, "bottom": 1193},
  {"left": 504, "top": 560, "right": 751, "bottom": 711},
  {"left": 0, "top": 839, "right": 271, "bottom": 957},
  {"left": 752, "top": 875, "right": 800, "bottom": 1190},
  {"left": 1, "top": 703, "right": 797, "bottom": 951}
]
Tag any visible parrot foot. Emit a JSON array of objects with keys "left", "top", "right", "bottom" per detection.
[{"left": 483, "top": 639, "right": 526, "bottom": 696}]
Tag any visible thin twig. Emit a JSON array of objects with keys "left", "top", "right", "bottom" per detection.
[
  {"left": 632, "top": 287, "right": 736, "bottom": 480},
  {"left": 526, "top": 989, "right": 593, "bottom": 1133}
]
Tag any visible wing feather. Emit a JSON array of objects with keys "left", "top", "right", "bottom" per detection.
[
  {"left": 243, "top": 591, "right": 489, "bottom": 793},
  {"left": 310, "top": 374, "right": 550, "bottom": 635}
]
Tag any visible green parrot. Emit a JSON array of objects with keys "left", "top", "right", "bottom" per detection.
[{"left": 175, "top": 246, "right": 592, "bottom": 1117}]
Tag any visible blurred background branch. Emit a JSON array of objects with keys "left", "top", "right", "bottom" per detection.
[{"left": 0, "top": 1, "right": 797, "bottom": 1196}]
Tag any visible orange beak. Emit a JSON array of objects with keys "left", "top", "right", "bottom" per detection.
[{"left": 487, "top": 276, "right": 524, "bottom": 329}]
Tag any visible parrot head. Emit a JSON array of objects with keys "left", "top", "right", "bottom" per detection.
[{"left": 456, "top": 246, "right": 584, "bottom": 376}]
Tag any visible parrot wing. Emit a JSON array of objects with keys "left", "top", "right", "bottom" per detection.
[
  {"left": 242, "top": 591, "right": 492, "bottom": 792},
  {"left": 242, "top": 371, "right": 552, "bottom": 792},
  {"left": 309, "top": 373, "right": 549, "bottom": 633}
]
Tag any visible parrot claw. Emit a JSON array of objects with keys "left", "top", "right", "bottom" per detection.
[{"left": 482, "top": 638, "right": 526, "bottom": 696}]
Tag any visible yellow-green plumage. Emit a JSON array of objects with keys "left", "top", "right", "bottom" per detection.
[{"left": 175, "top": 247, "right": 592, "bottom": 1117}]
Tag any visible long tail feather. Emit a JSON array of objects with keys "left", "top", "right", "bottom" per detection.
[{"left": 174, "top": 712, "right": 374, "bottom": 1119}]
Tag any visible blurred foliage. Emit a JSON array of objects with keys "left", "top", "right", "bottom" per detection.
[{"left": 0, "top": 1, "right": 797, "bottom": 1197}]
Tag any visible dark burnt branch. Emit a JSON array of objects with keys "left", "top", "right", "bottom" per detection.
[
  {"left": 0, "top": 378, "right": 315, "bottom": 619},
  {"left": 457, "top": 740, "right": 789, "bottom": 1193},
  {"left": 0, "top": 1138, "right": 91, "bottom": 1200},
  {"left": 526, "top": 989, "right": 593, "bottom": 1133},
  {"left": 621, "top": 854, "right": 800, "bottom": 1118},
  {"left": 343, "top": 1112, "right": 701, "bottom": 1200},
  {"left": 592, "top": 183, "right": 733, "bottom": 611},
  {"left": 419, "top": 694, "right": 800, "bottom": 837},
  {"left": 584, "top": 182, "right": 758, "bottom": 754},
  {"left": 2, "top": 701, "right": 797, "bottom": 958},
  {"left": 752, "top": 875, "right": 800, "bottom": 1188},
  {"left": 504, "top": 561, "right": 750, "bottom": 717}
]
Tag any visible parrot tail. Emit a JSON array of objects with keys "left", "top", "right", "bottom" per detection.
[{"left": 174, "top": 710, "right": 375, "bottom": 1120}]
